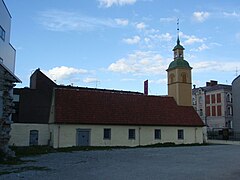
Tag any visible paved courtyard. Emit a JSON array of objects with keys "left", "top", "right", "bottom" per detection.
[{"left": 1, "top": 145, "right": 240, "bottom": 180}]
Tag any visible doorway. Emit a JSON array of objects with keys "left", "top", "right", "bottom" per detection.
[{"left": 76, "top": 129, "right": 90, "bottom": 146}]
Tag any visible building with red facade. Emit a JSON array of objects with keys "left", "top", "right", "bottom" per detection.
[{"left": 192, "top": 80, "right": 232, "bottom": 130}]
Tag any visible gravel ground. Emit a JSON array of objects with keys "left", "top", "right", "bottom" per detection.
[{"left": 1, "top": 145, "right": 240, "bottom": 180}]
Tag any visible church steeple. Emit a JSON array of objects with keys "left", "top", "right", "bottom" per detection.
[
  {"left": 173, "top": 36, "right": 185, "bottom": 60},
  {"left": 166, "top": 22, "right": 192, "bottom": 106}
]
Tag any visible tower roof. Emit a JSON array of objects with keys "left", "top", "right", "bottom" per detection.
[
  {"left": 172, "top": 36, "right": 185, "bottom": 51},
  {"left": 167, "top": 59, "right": 192, "bottom": 70}
]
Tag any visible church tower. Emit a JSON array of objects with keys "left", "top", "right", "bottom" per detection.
[{"left": 166, "top": 36, "right": 192, "bottom": 106}]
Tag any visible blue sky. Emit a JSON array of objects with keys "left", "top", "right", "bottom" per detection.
[{"left": 5, "top": 0, "right": 240, "bottom": 95}]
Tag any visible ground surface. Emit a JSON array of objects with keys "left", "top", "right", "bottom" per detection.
[{"left": 1, "top": 145, "right": 240, "bottom": 180}]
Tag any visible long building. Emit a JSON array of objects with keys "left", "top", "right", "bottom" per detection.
[{"left": 10, "top": 36, "right": 204, "bottom": 147}]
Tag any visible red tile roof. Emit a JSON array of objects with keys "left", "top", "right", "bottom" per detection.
[{"left": 54, "top": 88, "right": 204, "bottom": 127}]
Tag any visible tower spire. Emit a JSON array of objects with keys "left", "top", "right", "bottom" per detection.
[{"left": 177, "top": 18, "right": 180, "bottom": 45}]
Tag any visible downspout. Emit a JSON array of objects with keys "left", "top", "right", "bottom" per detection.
[
  {"left": 138, "top": 127, "right": 141, "bottom": 146},
  {"left": 58, "top": 125, "right": 60, "bottom": 148},
  {"left": 195, "top": 128, "right": 197, "bottom": 143}
]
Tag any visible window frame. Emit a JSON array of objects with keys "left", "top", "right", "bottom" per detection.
[
  {"left": 128, "top": 129, "right": 136, "bottom": 140},
  {"left": 0, "top": 26, "right": 5, "bottom": 41},
  {"left": 154, "top": 129, "right": 161, "bottom": 140},
  {"left": 177, "top": 129, "right": 184, "bottom": 140},
  {"left": 103, "top": 128, "right": 111, "bottom": 140}
]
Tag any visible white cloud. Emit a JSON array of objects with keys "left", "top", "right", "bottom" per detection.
[
  {"left": 115, "top": 18, "right": 129, "bottom": 26},
  {"left": 160, "top": 17, "right": 175, "bottom": 23},
  {"left": 193, "top": 11, "right": 210, "bottom": 22},
  {"left": 190, "top": 44, "right": 209, "bottom": 52},
  {"left": 39, "top": 9, "right": 117, "bottom": 32},
  {"left": 43, "top": 66, "right": 88, "bottom": 82},
  {"left": 83, "top": 77, "right": 99, "bottom": 83},
  {"left": 180, "top": 32, "right": 205, "bottom": 45},
  {"left": 192, "top": 61, "right": 240, "bottom": 72},
  {"left": 108, "top": 51, "right": 167, "bottom": 75},
  {"left": 123, "top": 36, "right": 141, "bottom": 44},
  {"left": 223, "top": 11, "right": 240, "bottom": 18},
  {"left": 98, "top": 0, "right": 136, "bottom": 8},
  {"left": 149, "top": 33, "right": 172, "bottom": 42},
  {"left": 136, "top": 22, "right": 146, "bottom": 30}
]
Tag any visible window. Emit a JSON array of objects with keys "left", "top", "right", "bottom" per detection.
[
  {"left": 181, "top": 73, "right": 187, "bottom": 83},
  {"left": 170, "top": 73, "right": 175, "bottom": 83},
  {"left": 199, "top": 96, "right": 203, "bottom": 104},
  {"left": 103, "top": 128, "right": 111, "bottom": 139},
  {"left": 227, "top": 106, "right": 233, "bottom": 116},
  {"left": 211, "top": 94, "right": 215, "bottom": 104},
  {"left": 178, "top": 129, "right": 184, "bottom": 140},
  {"left": 128, "top": 129, "right": 135, "bottom": 139},
  {"left": 226, "top": 93, "right": 232, "bottom": 103},
  {"left": 212, "top": 106, "right": 216, "bottom": 116},
  {"left": 206, "top": 95, "right": 210, "bottom": 104},
  {"left": 0, "top": 26, "right": 5, "bottom": 41},
  {"left": 192, "top": 96, "right": 196, "bottom": 105},
  {"left": 29, "top": 130, "right": 39, "bottom": 146},
  {"left": 199, "top": 109, "right": 203, "bottom": 116},
  {"left": 154, "top": 129, "right": 161, "bottom": 139},
  {"left": 217, "top": 105, "right": 222, "bottom": 116},
  {"left": 217, "top": 93, "right": 221, "bottom": 103}
]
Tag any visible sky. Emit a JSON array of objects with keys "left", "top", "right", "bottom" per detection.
[{"left": 5, "top": 0, "right": 240, "bottom": 95}]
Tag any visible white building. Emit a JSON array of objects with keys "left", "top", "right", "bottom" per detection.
[
  {"left": 0, "top": 0, "right": 20, "bottom": 158},
  {"left": 232, "top": 75, "right": 240, "bottom": 134},
  {"left": 0, "top": 0, "right": 16, "bottom": 72},
  {"left": 10, "top": 37, "right": 204, "bottom": 148},
  {"left": 192, "top": 80, "right": 232, "bottom": 130}
]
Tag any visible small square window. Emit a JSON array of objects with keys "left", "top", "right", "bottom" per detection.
[
  {"left": 155, "top": 129, "right": 161, "bottom": 139},
  {"left": 0, "top": 26, "right": 5, "bottom": 41},
  {"left": 178, "top": 129, "right": 184, "bottom": 140},
  {"left": 128, "top": 129, "right": 135, "bottom": 139},
  {"left": 103, "top": 128, "right": 111, "bottom": 139}
]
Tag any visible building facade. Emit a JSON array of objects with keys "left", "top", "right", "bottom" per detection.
[
  {"left": 0, "top": 0, "right": 20, "bottom": 158},
  {"left": 192, "top": 80, "right": 232, "bottom": 130},
  {"left": 10, "top": 36, "right": 204, "bottom": 147},
  {"left": 0, "top": 0, "right": 16, "bottom": 71},
  {"left": 232, "top": 75, "right": 240, "bottom": 133}
]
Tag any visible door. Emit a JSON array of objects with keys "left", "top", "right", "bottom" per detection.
[
  {"left": 29, "top": 130, "right": 39, "bottom": 146},
  {"left": 76, "top": 129, "right": 90, "bottom": 146}
]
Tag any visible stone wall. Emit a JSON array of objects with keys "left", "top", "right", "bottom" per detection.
[{"left": 0, "top": 68, "right": 16, "bottom": 158}]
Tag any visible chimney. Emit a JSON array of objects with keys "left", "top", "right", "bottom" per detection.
[
  {"left": 144, "top": 80, "right": 148, "bottom": 95},
  {"left": 193, "top": 84, "right": 196, "bottom": 89},
  {"left": 206, "top": 80, "right": 218, "bottom": 87},
  {"left": 210, "top": 80, "right": 218, "bottom": 86}
]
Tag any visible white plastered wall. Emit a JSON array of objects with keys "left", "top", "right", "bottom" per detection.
[
  {"left": 50, "top": 124, "right": 203, "bottom": 148},
  {"left": 9, "top": 123, "right": 49, "bottom": 146}
]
